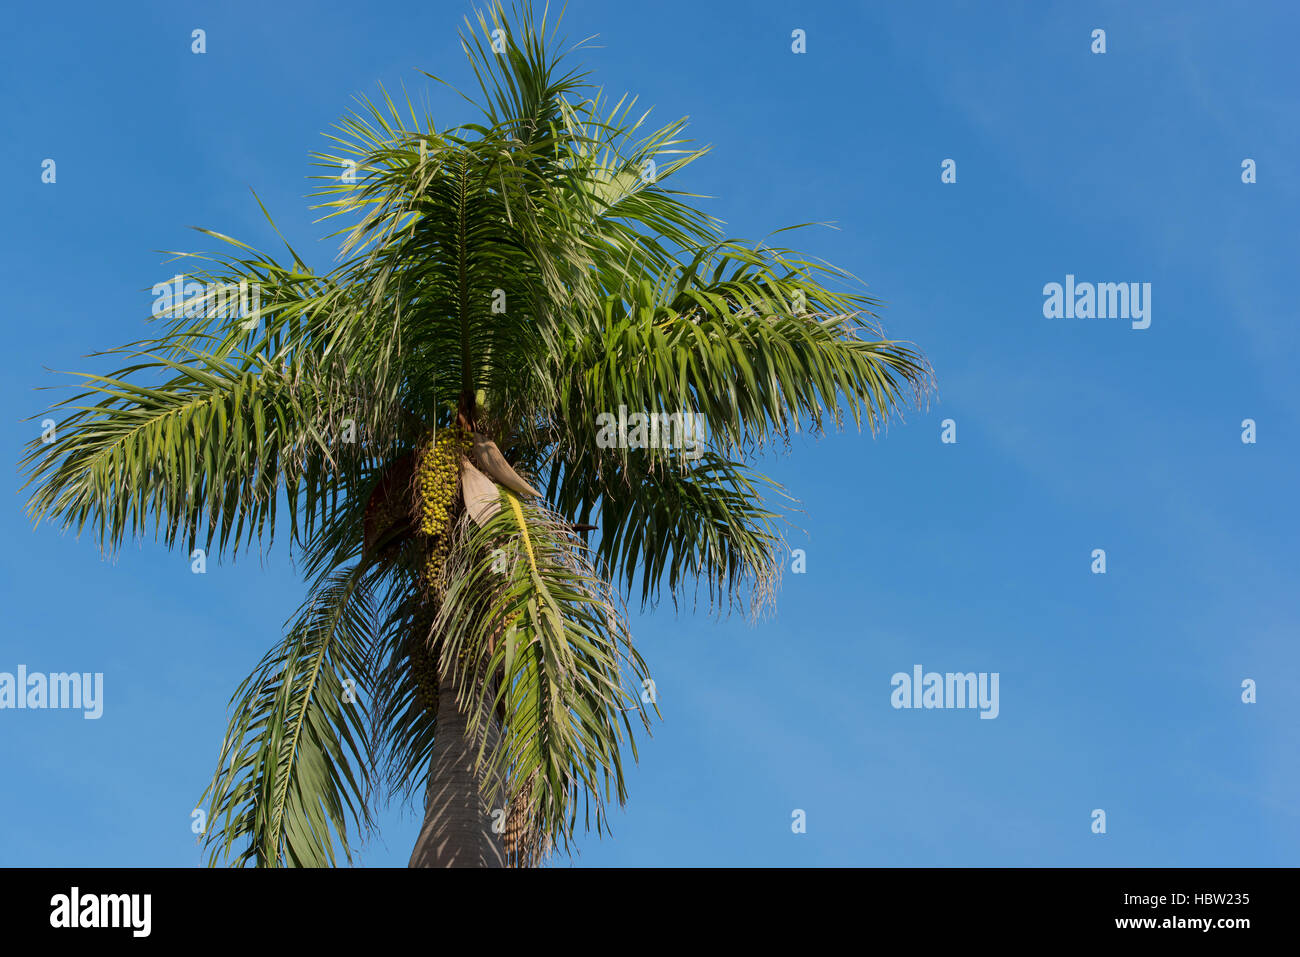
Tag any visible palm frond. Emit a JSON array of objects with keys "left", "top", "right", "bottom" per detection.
[
  {"left": 201, "top": 561, "right": 378, "bottom": 867},
  {"left": 551, "top": 449, "right": 787, "bottom": 615},
  {"left": 554, "top": 241, "right": 932, "bottom": 459},
  {"left": 19, "top": 345, "right": 373, "bottom": 557},
  {"left": 435, "top": 492, "right": 653, "bottom": 859}
]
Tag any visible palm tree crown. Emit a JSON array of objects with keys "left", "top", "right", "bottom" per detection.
[{"left": 20, "top": 2, "right": 931, "bottom": 867}]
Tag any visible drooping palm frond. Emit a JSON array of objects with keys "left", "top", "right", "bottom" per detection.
[
  {"left": 19, "top": 346, "right": 367, "bottom": 558},
  {"left": 549, "top": 448, "right": 787, "bottom": 615},
  {"left": 370, "top": 576, "right": 441, "bottom": 806},
  {"left": 201, "top": 560, "right": 379, "bottom": 867},
  {"left": 434, "top": 493, "right": 652, "bottom": 858},
  {"left": 528, "top": 236, "right": 928, "bottom": 613},
  {"left": 18, "top": 227, "right": 413, "bottom": 560},
  {"left": 552, "top": 242, "right": 931, "bottom": 456}
]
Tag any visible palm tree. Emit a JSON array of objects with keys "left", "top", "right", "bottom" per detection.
[{"left": 20, "top": 2, "right": 931, "bottom": 868}]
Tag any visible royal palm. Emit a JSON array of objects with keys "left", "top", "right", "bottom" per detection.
[{"left": 21, "top": 4, "right": 930, "bottom": 867}]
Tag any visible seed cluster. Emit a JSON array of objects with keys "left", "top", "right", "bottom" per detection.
[
  {"left": 414, "top": 427, "right": 472, "bottom": 588},
  {"left": 407, "top": 427, "right": 476, "bottom": 716},
  {"left": 361, "top": 455, "right": 410, "bottom": 553},
  {"left": 406, "top": 623, "right": 439, "bottom": 717}
]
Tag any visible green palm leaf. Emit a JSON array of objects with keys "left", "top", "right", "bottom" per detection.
[
  {"left": 201, "top": 561, "right": 377, "bottom": 867},
  {"left": 436, "top": 492, "right": 652, "bottom": 858}
]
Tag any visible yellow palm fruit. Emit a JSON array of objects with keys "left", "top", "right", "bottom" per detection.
[{"left": 413, "top": 426, "right": 475, "bottom": 592}]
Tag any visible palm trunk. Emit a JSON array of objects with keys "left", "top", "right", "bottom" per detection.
[{"left": 408, "top": 674, "right": 505, "bottom": 868}]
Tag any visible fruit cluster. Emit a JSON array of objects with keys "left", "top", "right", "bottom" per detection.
[
  {"left": 414, "top": 427, "right": 472, "bottom": 587},
  {"left": 406, "top": 625, "right": 439, "bottom": 717},
  {"left": 362, "top": 455, "right": 413, "bottom": 556}
]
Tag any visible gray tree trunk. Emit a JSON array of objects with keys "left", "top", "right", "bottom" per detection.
[{"left": 408, "top": 674, "right": 505, "bottom": 868}]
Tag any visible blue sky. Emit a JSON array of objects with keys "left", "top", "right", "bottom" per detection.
[{"left": 2, "top": 0, "right": 1296, "bottom": 866}]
